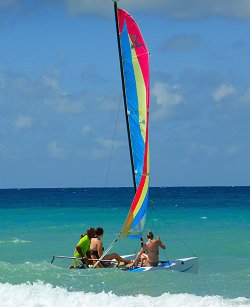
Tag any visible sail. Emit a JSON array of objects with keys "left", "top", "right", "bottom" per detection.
[{"left": 117, "top": 9, "right": 150, "bottom": 238}]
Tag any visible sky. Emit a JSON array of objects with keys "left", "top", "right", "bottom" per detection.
[{"left": 0, "top": 0, "right": 250, "bottom": 188}]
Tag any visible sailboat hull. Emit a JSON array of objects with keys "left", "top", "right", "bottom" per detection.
[
  {"left": 65, "top": 255, "right": 198, "bottom": 273},
  {"left": 122, "top": 257, "right": 198, "bottom": 273}
]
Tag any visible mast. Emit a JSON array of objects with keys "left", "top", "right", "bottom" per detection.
[
  {"left": 113, "top": 3, "right": 150, "bottom": 239},
  {"left": 113, "top": 1, "right": 137, "bottom": 193}
]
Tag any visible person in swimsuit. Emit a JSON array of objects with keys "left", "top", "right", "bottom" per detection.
[
  {"left": 70, "top": 227, "right": 96, "bottom": 269},
  {"left": 134, "top": 230, "right": 166, "bottom": 267},
  {"left": 90, "top": 227, "right": 133, "bottom": 268}
]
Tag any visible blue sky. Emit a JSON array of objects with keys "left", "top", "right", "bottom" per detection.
[{"left": 0, "top": 0, "right": 250, "bottom": 188}]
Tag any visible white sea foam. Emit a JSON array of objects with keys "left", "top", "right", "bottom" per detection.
[
  {"left": 0, "top": 282, "right": 249, "bottom": 307},
  {"left": 0, "top": 238, "right": 31, "bottom": 245},
  {"left": 12, "top": 238, "right": 31, "bottom": 244}
]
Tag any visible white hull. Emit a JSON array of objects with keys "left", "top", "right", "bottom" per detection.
[
  {"left": 122, "top": 257, "right": 198, "bottom": 273},
  {"left": 57, "top": 255, "right": 198, "bottom": 274}
]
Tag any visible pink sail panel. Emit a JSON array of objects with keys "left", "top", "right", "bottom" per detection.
[{"left": 117, "top": 9, "right": 150, "bottom": 238}]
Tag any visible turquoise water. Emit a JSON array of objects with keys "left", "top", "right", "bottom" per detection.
[{"left": 0, "top": 187, "right": 250, "bottom": 306}]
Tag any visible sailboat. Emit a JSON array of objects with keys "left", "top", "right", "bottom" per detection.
[
  {"left": 105, "top": 1, "right": 198, "bottom": 273},
  {"left": 52, "top": 1, "right": 198, "bottom": 273}
]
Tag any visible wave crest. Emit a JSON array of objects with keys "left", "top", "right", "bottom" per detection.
[{"left": 0, "top": 282, "right": 249, "bottom": 307}]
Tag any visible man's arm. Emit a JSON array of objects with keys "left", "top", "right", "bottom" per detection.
[
  {"left": 134, "top": 244, "right": 146, "bottom": 266},
  {"left": 157, "top": 236, "right": 166, "bottom": 249},
  {"left": 76, "top": 245, "right": 89, "bottom": 263},
  {"left": 76, "top": 246, "right": 85, "bottom": 257}
]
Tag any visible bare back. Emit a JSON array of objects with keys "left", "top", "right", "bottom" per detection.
[
  {"left": 90, "top": 237, "right": 103, "bottom": 257},
  {"left": 144, "top": 238, "right": 166, "bottom": 263}
]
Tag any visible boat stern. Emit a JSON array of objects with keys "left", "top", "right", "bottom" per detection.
[{"left": 171, "top": 257, "right": 199, "bottom": 274}]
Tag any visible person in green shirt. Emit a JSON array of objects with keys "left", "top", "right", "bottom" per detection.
[{"left": 72, "top": 227, "right": 96, "bottom": 268}]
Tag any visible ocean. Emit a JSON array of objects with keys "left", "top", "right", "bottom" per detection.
[{"left": 0, "top": 187, "right": 249, "bottom": 307}]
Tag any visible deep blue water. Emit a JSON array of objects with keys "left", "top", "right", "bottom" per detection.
[{"left": 1, "top": 186, "right": 250, "bottom": 208}]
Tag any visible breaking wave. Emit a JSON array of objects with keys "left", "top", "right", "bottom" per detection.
[{"left": 0, "top": 282, "right": 249, "bottom": 307}]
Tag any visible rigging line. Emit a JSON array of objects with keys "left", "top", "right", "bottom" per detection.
[
  {"left": 147, "top": 201, "right": 170, "bottom": 261},
  {"left": 146, "top": 201, "right": 177, "bottom": 263},
  {"left": 146, "top": 200, "right": 155, "bottom": 231},
  {"left": 96, "top": 94, "right": 122, "bottom": 227},
  {"left": 147, "top": 198, "right": 162, "bottom": 233},
  {"left": 151, "top": 205, "right": 197, "bottom": 257},
  {"left": 140, "top": 202, "right": 171, "bottom": 264},
  {"left": 104, "top": 93, "right": 123, "bottom": 188}
]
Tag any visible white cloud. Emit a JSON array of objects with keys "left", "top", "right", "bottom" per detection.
[
  {"left": 54, "top": 98, "right": 84, "bottom": 114},
  {"left": 42, "top": 74, "right": 60, "bottom": 91},
  {"left": 43, "top": 94, "right": 85, "bottom": 114},
  {"left": 0, "top": 74, "right": 6, "bottom": 90},
  {"left": 0, "top": 0, "right": 19, "bottom": 8},
  {"left": 0, "top": 144, "right": 21, "bottom": 159},
  {"left": 212, "top": 84, "right": 236, "bottom": 103},
  {"left": 65, "top": 0, "right": 110, "bottom": 16},
  {"left": 40, "top": 70, "right": 85, "bottom": 114},
  {"left": 81, "top": 65, "right": 107, "bottom": 85},
  {"left": 64, "top": 0, "right": 250, "bottom": 20},
  {"left": 7, "top": 74, "right": 36, "bottom": 98},
  {"left": 47, "top": 141, "right": 66, "bottom": 159},
  {"left": 82, "top": 138, "right": 125, "bottom": 160},
  {"left": 2, "top": 0, "right": 250, "bottom": 20},
  {"left": 0, "top": 144, "right": 5, "bottom": 154},
  {"left": 152, "top": 82, "right": 182, "bottom": 120},
  {"left": 13, "top": 115, "right": 32, "bottom": 131},
  {"left": 81, "top": 125, "right": 91, "bottom": 134},
  {"left": 1, "top": 71, "right": 86, "bottom": 117},
  {"left": 57, "top": 51, "right": 66, "bottom": 62},
  {"left": 240, "top": 88, "right": 250, "bottom": 106},
  {"left": 0, "top": 74, "right": 6, "bottom": 103},
  {"left": 188, "top": 143, "right": 218, "bottom": 157},
  {"left": 163, "top": 34, "right": 201, "bottom": 52},
  {"left": 226, "top": 145, "right": 240, "bottom": 155},
  {"left": 95, "top": 137, "right": 125, "bottom": 149}
]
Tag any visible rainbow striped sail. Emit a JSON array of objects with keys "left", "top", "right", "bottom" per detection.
[{"left": 116, "top": 8, "right": 150, "bottom": 239}]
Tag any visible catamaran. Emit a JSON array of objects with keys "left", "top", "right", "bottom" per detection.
[
  {"left": 52, "top": 1, "right": 198, "bottom": 273},
  {"left": 111, "top": 0, "right": 198, "bottom": 273}
]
